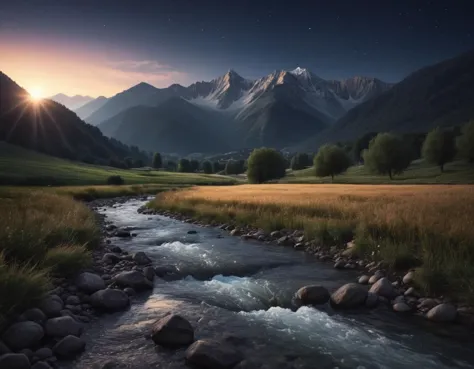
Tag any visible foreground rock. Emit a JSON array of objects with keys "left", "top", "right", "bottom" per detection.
[
  {"left": 90, "top": 289, "right": 129, "bottom": 311},
  {"left": 330, "top": 283, "right": 367, "bottom": 308},
  {"left": 151, "top": 314, "right": 194, "bottom": 347},
  {"left": 369, "top": 277, "right": 396, "bottom": 299},
  {"left": 0, "top": 353, "right": 31, "bottom": 369},
  {"left": 186, "top": 339, "right": 243, "bottom": 369},
  {"left": 114, "top": 271, "right": 153, "bottom": 290},
  {"left": 39, "top": 295, "right": 63, "bottom": 318},
  {"left": 132, "top": 252, "right": 152, "bottom": 265},
  {"left": 53, "top": 335, "right": 86, "bottom": 358},
  {"left": 76, "top": 272, "right": 106, "bottom": 294},
  {"left": 45, "top": 316, "right": 83, "bottom": 337},
  {"left": 2, "top": 321, "right": 44, "bottom": 350},
  {"left": 426, "top": 304, "right": 457, "bottom": 323},
  {"left": 22, "top": 308, "right": 47, "bottom": 324},
  {"left": 295, "top": 285, "right": 330, "bottom": 305},
  {"left": 31, "top": 362, "right": 52, "bottom": 369}
]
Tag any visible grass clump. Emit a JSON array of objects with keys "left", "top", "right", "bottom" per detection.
[
  {"left": 43, "top": 245, "right": 92, "bottom": 277},
  {"left": 106, "top": 175, "right": 125, "bottom": 185}
]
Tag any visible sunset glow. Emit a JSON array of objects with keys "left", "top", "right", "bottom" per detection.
[{"left": 29, "top": 87, "right": 44, "bottom": 101}]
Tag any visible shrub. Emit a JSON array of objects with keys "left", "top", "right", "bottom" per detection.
[
  {"left": 43, "top": 245, "right": 92, "bottom": 277},
  {"left": 313, "top": 144, "right": 351, "bottom": 180},
  {"left": 106, "top": 175, "right": 124, "bottom": 185},
  {"left": 247, "top": 148, "right": 286, "bottom": 183},
  {"left": 456, "top": 120, "right": 474, "bottom": 163},
  {"left": 362, "top": 133, "right": 412, "bottom": 179},
  {"left": 422, "top": 127, "right": 456, "bottom": 172}
]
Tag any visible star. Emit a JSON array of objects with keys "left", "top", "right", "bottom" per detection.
[
  {"left": 201, "top": 28, "right": 204, "bottom": 32},
  {"left": 308, "top": 27, "right": 312, "bottom": 31}
]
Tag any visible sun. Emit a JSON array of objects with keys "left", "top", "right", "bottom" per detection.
[{"left": 29, "top": 87, "right": 44, "bottom": 101}]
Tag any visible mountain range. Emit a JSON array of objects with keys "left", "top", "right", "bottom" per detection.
[
  {"left": 50, "top": 93, "right": 94, "bottom": 110},
  {"left": 87, "top": 68, "right": 391, "bottom": 154}
]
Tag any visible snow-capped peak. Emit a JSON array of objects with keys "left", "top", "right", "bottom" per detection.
[{"left": 290, "top": 67, "right": 309, "bottom": 76}]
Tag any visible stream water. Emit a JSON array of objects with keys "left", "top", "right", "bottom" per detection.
[{"left": 69, "top": 198, "right": 474, "bottom": 369}]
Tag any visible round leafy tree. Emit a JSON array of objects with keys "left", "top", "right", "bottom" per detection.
[
  {"left": 247, "top": 148, "right": 286, "bottom": 184},
  {"left": 422, "top": 127, "right": 455, "bottom": 172},
  {"left": 313, "top": 144, "right": 351, "bottom": 180}
]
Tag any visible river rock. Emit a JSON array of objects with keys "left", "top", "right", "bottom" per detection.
[
  {"left": 277, "top": 236, "right": 291, "bottom": 246},
  {"left": 0, "top": 353, "right": 31, "bottom": 369},
  {"left": 110, "top": 246, "right": 122, "bottom": 253},
  {"left": 368, "top": 270, "right": 384, "bottom": 284},
  {"left": 124, "top": 287, "right": 135, "bottom": 296},
  {"left": 295, "top": 285, "right": 330, "bottom": 305},
  {"left": 151, "top": 314, "right": 194, "bottom": 347},
  {"left": 2, "top": 321, "right": 44, "bottom": 350},
  {"left": 90, "top": 289, "right": 129, "bottom": 311},
  {"left": 403, "top": 271, "right": 415, "bottom": 284},
  {"left": 186, "top": 339, "right": 243, "bottom": 369},
  {"left": 22, "top": 308, "right": 47, "bottom": 324},
  {"left": 143, "top": 266, "right": 155, "bottom": 281},
  {"left": 76, "top": 272, "right": 106, "bottom": 294},
  {"left": 102, "top": 253, "right": 121, "bottom": 265},
  {"left": 426, "top": 304, "right": 457, "bottom": 323},
  {"left": 418, "top": 298, "right": 438, "bottom": 310},
  {"left": 32, "top": 362, "right": 52, "bottom": 369},
  {"left": 53, "top": 335, "right": 86, "bottom": 358},
  {"left": 358, "top": 275, "right": 370, "bottom": 285},
  {"left": 365, "top": 292, "right": 379, "bottom": 308},
  {"left": 230, "top": 229, "right": 240, "bottom": 236},
  {"left": 369, "top": 278, "right": 396, "bottom": 299},
  {"left": 334, "top": 261, "right": 345, "bottom": 269},
  {"left": 132, "top": 252, "right": 152, "bottom": 265},
  {"left": 65, "top": 296, "right": 81, "bottom": 305},
  {"left": 393, "top": 302, "right": 412, "bottom": 313},
  {"left": 45, "top": 316, "right": 83, "bottom": 337},
  {"left": 39, "top": 295, "right": 63, "bottom": 317},
  {"left": 187, "top": 230, "right": 198, "bottom": 234},
  {"left": 0, "top": 340, "right": 10, "bottom": 355},
  {"left": 34, "top": 348, "right": 53, "bottom": 360},
  {"left": 115, "top": 230, "right": 131, "bottom": 238},
  {"left": 270, "top": 231, "right": 282, "bottom": 238},
  {"left": 331, "top": 283, "right": 367, "bottom": 308},
  {"left": 114, "top": 271, "right": 153, "bottom": 290}
]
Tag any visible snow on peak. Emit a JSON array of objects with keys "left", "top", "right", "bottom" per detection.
[{"left": 290, "top": 67, "right": 309, "bottom": 76}]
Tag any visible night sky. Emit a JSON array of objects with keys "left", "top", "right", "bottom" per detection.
[{"left": 1, "top": 0, "right": 473, "bottom": 96}]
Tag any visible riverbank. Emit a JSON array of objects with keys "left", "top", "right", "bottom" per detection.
[{"left": 147, "top": 184, "right": 474, "bottom": 320}]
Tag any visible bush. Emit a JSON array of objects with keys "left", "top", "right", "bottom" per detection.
[
  {"left": 247, "top": 148, "right": 286, "bottom": 184},
  {"left": 106, "top": 175, "right": 124, "bottom": 185},
  {"left": 43, "top": 245, "right": 92, "bottom": 277},
  {"left": 456, "top": 120, "right": 474, "bottom": 163},
  {"left": 152, "top": 152, "right": 162, "bottom": 169},
  {"left": 313, "top": 145, "right": 351, "bottom": 180},
  {"left": 202, "top": 161, "right": 213, "bottom": 174},
  {"left": 178, "top": 159, "right": 192, "bottom": 172},
  {"left": 362, "top": 133, "right": 412, "bottom": 179},
  {"left": 422, "top": 127, "right": 456, "bottom": 172}
]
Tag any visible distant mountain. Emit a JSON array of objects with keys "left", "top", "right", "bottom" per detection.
[
  {"left": 50, "top": 93, "right": 94, "bottom": 110},
  {"left": 96, "top": 69, "right": 390, "bottom": 153},
  {"left": 74, "top": 96, "right": 108, "bottom": 120},
  {"left": 0, "top": 72, "right": 145, "bottom": 164},
  {"left": 297, "top": 49, "right": 474, "bottom": 151}
]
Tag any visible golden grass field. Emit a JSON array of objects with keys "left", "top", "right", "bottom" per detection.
[{"left": 151, "top": 184, "right": 474, "bottom": 300}]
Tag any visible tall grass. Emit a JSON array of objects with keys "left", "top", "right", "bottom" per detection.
[{"left": 150, "top": 184, "right": 474, "bottom": 302}]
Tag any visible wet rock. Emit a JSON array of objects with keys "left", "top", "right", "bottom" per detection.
[
  {"left": 418, "top": 298, "right": 438, "bottom": 310},
  {"left": 393, "top": 302, "right": 412, "bottom": 313},
  {"left": 65, "top": 296, "right": 81, "bottom": 305},
  {"left": 369, "top": 278, "right": 396, "bottom": 299},
  {"left": 132, "top": 252, "right": 152, "bottom": 265},
  {"left": 93, "top": 360, "right": 127, "bottom": 369},
  {"left": 0, "top": 353, "right": 31, "bottom": 369},
  {"left": 294, "top": 242, "right": 305, "bottom": 250},
  {"left": 426, "top": 304, "right": 457, "bottom": 323},
  {"left": 143, "top": 266, "right": 155, "bottom": 281},
  {"left": 358, "top": 275, "right": 370, "bottom": 284},
  {"left": 368, "top": 270, "right": 384, "bottom": 284},
  {"left": 53, "top": 335, "right": 86, "bottom": 358},
  {"left": 404, "top": 287, "right": 417, "bottom": 297},
  {"left": 2, "top": 321, "right": 44, "bottom": 350},
  {"left": 114, "top": 271, "right": 153, "bottom": 290},
  {"left": 295, "top": 285, "right": 330, "bottom": 305},
  {"left": 334, "top": 261, "right": 345, "bottom": 269},
  {"left": 115, "top": 230, "right": 131, "bottom": 238},
  {"left": 39, "top": 295, "right": 63, "bottom": 317},
  {"left": 185, "top": 339, "right": 243, "bottom": 369},
  {"left": 106, "top": 225, "right": 117, "bottom": 231},
  {"left": 34, "top": 348, "right": 53, "bottom": 360},
  {"left": 102, "top": 253, "right": 121, "bottom": 265},
  {"left": 230, "top": 229, "right": 240, "bottom": 236},
  {"left": 110, "top": 246, "right": 122, "bottom": 253},
  {"left": 32, "top": 362, "right": 52, "bottom": 369},
  {"left": 0, "top": 340, "right": 10, "bottom": 355},
  {"left": 22, "top": 308, "right": 47, "bottom": 324},
  {"left": 270, "top": 231, "right": 282, "bottom": 238},
  {"left": 45, "top": 316, "right": 83, "bottom": 338},
  {"left": 187, "top": 230, "right": 198, "bottom": 234},
  {"left": 76, "top": 272, "right": 106, "bottom": 294},
  {"left": 277, "top": 236, "right": 291, "bottom": 246},
  {"left": 365, "top": 292, "right": 378, "bottom": 308},
  {"left": 151, "top": 314, "right": 194, "bottom": 347},
  {"left": 124, "top": 287, "right": 135, "bottom": 296},
  {"left": 330, "top": 283, "right": 368, "bottom": 309},
  {"left": 393, "top": 295, "right": 405, "bottom": 304},
  {"left": 90, "top": 289, "right": 129, "bottom": 311},
  {"left": 403, "top": 271, "right": 415, "bottom": 285}
]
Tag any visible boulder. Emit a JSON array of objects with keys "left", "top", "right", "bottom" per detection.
[
  {"left": 185, "top": 339, "right": 243, "bottom": 369},
  {"left": 110, "top": 246, "right": 122, "bottom": 253},
  {"left": 34, "top": 348, "right": 53, "bottom": 360},
  {"left": 426, "top": 304, "right": 457, "bottom": 323},
  {"left": 0, "top": 353, "right": 31, "bottom": 369},
  {"left": 270, "top": 231, "right": 282, "bottom": 238},
  {"left": 151, "top": 314, "right": 194, "bottom": 347},
  {"left": 393, "top": 302, "right": 412, "bottom": 313},
  {"left": 114, "top": 271, "right": 153, "bottom": 290},
  {"left": 76, "top": 272, "right": 106, "bottom": 294},
  {"left": 358, "top": 275, "right": 370, "bottom": 285},
  {"left": 369, "top": 278, "right": 396, "bottom": 299},
  {"left": 418, "top": 298, "right": 438, "bottom": 310},
  {"left": 22, "top": 308, "right": 47, "bottom": 324},
  {"left": 295, "top": 285, "right": 330, "bottom": 305},
  {"left": 230, "top": 229, "right": 240, "bottom": 236},
  {"left": 115, "top": 230, "right": 131, "bottom": 238},
  {"left": 45, "top": 316, "right": 83, "bottom": 337},
  {"left": 53, "top": 335, "right": 86, "bottom": 358},
  {"left": 65, "top": 296, "right": 81, "bottom": 305},
  {"left": 90, "top": 289, "right": 129, "bottom": 311},
  {"left": 2, "top": 321, "right": 44, "bottom": 350},
  {"left": 32, "top": 362, "right": 52, "bottom": 369},
  {"left": 330, "top": 283, "right": 367, "bottom": 309},
  {"left": 102, "top": 253, "right": 121, "bottom": 265},
  {"left": 334, "top": 261, "right": 346, "bottom": 269},
  {"left": 143, "top": 266, "right": 155, "bottom": 281},
  {"left": 368, "top": 270, "right": 384, "bottom": 284},
  {"left": 365, "top": 292, "right": 379, "bottom": 308},
  {"left": 0, "top": 340, "right": 10, "bottom": 355},
  {"left": 404, "top": 287, "right": 417, "bottom": 297},
  {"left": 402, "top": 271, "right": 415, "bottom": 285},
  {"left": 124, "top": 287, "right": 135, "bottom": 296},
  {"left": 132, "top": 252, "right": 152, "bottom": 265},
  {"left": 39, "top": 295, "right": 63, "bottom": 317}
]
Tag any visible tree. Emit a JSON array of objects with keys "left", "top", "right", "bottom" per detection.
[
  {"left": 457, "top": 121, "right": 474, "bottom": 163},
  {"left": 152, "top": 152, "right": 162, "bottom": 169},
  {"left": 166, "top": 160, "right": 177, "bottom": 171},
  {"left": 290, "top": 153, "right": 311, "bottom": 170},
  {"left": 190, "top": 160, "right": 200, "bottom": 173},
  {"left": 212, "top": 161, "right": 222, "bottom": 173},
  {"left": 362, "top": 133, "right": 412, "bottom": 179},
  {"left": 134, "top": 159, "right": 144, "bottom": 168},
  {"left": 247, "top": 148, "right": 286, "bottom": 184},
  {"left": 202, "top": 161, "right": 213, "bottom": 174},
  {"left": 178, "top": 159, "right": 192, "bottom": 172},
  {"left": 352, "top": 132, "right": 378, "bottom": 163},
  {"left": 225, "top": 160, "right": 236, "bottom": 175},
  {"left": 422, "top": 127, "right": 456, "bottom": 172},
  {"left": 313, "top": 145, "right": 351, "bottom": 180},
  {"left": 124, "top": 157, "right": 133, "bottom": 169}
]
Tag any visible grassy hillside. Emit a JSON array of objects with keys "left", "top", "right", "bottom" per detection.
[
  {"left": 282, "top": 159, "right": 474, "bottom": 184},
  {"left": 0, "top": 142, "right": 236, "bottom": 186}
]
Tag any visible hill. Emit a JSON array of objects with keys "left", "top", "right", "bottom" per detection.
[
  {"left": 50, "top": 93, "right": 93, "bottom": 110},
  {"left": 0, "top": 71, "right": 146, "bottom": 164},
  {"left": 298, "top": 49, "right": 474, "bottom": 150},
  {"left": 74, "top": 96, "right": 108, "bottom": 120}
]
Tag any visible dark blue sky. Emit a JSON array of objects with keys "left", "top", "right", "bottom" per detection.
[{"left": 1, "top": 0, "right": 473, "bottom": 95}]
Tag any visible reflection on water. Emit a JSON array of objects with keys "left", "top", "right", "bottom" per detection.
[{"left": 66, "top": 199, "right": 474, "bottom": 369}]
